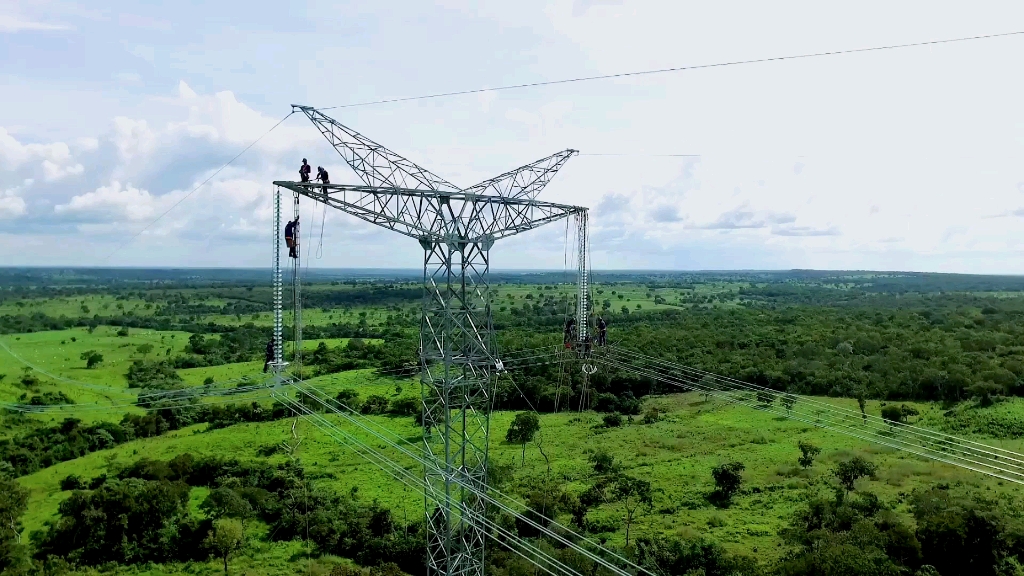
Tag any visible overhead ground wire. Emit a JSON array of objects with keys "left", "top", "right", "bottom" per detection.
[{"left": 317, "top": 30, "right": 1024, "bottom": 110}]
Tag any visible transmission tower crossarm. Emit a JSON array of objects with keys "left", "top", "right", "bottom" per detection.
[
  {"left": 460, "top": 149, "right": 577, "bottom": 201},
  {"left": 292, "top": 105, "right": 459, "bottom": 191},
  {"left": 274, "top": 181, "right": 585, "bottom": 243}
]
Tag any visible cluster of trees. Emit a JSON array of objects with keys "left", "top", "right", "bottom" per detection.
[
  {"left": 0, "top": 397, "right": 307, "bottom": 477},
  {"left": 779, "top": 485, "right": 1024, "bottom": 576},
  {"left": 307, "top": 338, "right": 419, "bottom": 377},
  {"left": 493, "top": 289, "right": 1024, "bottom": 408},
  {"left": 26, "top": 454, "right": 425, "bottom": 574},
  {"left": 173, "top": 329, "right": 269, "bottom": 368}
]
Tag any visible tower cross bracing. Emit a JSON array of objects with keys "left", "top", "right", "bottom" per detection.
[{"left": 275, "top": 104, "right": 587, "bottom": 576}]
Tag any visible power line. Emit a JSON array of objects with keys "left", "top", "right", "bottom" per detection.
[
  {"left": 597, "top": 349, "right": 1024, "bottom": 484},
  {"left": 281, "top": 377, "right": 652, "bottom": 576},
  {"left": 607, "top": 345, "right": 1024, "bottom": 465},
  {"left": 578, "top": 153, "right": 700, "bottom": 158},
  {"left": 318, "top": 30, "right": 1024, "bottom": 111},
  {"left": 100, "top": 111, "right": 295, "bottom": 264}
]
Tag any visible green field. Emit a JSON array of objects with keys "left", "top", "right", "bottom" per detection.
[{"left": 4, "top": 269, "right": 1024, "bottom": 575}]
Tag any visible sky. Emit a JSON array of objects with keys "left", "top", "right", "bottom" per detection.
[{"left": 2, "top": 0, "right": 1024, "bottom": 273}]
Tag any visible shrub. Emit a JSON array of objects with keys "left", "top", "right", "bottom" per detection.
[
  {"left": 602, "top": 413, "right": 624, "bottom": 428},
  {"left": 125, "top": 360, "right": 183, "bottom": 389},
  {"left": 335, "top": 388, "right": 362, "bottom": 410},
  {"left": 361, "top": 394, "right": 390, "bottom": 415},
  {"left": 881, "top": 404, "right": 905, "bottom": 426},
  {"left": 642, "top": 407, "right": 660, "bottom": 424},
  {"left": 59, "top": 474, "right": 86, "bottom": 491},
  {"left": 388, "top": 396, "right": 419, "bottom": 416}
]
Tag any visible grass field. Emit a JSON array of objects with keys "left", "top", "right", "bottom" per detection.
[
  {"left": 6, "top": 276, "right": 1024, "bottom": 575},
  {"left": 15, "top": 381, "right": 1018, "bottom": 564}
]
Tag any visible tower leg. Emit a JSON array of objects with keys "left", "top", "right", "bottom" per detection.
[{"left": 421, "top": 235, "right": 492, "bottom": 576}]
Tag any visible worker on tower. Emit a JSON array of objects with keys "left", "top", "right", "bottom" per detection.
[
  {"left": 263, "top": 338, "right": 275, "bottom": 373},
  {"left": 299, "top": 158, "right": 312, "bottom": 183},
  {"left": 284, "top": 215, "right": 299, "bottom": 259},
  {"left": 563, "top": 317, "right": 576, "bottom": 348},
  {"left": 316, "top": 166, "right": 330, "bottom": 185},
  {"left": 597, "top": 316, "right": 607, "bottom": 347}
]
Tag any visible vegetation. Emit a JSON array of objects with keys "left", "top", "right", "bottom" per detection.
[
  {"left": 797, "top": 441, "right": 821, "bottom": 469},
  {"left": 505, "top": 412, "right": 540, "bottom": 466},
  {"left": 3, "top": 268, "right": 1024, "bottom": 575},
  {"left": 710, "top": 462, "right": 745, "bottom": 507}
]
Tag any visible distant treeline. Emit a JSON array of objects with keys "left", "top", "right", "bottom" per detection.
[
  {"left": 493, "top": 290, "right": 1024, "bottom": 407},
  {"left": 0, "top": 397, "right": 301, "bottom": 478}
]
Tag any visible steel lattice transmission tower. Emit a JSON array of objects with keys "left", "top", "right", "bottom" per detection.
[{"left": 275, "top": 105, "right": 587, "bottom": 576}]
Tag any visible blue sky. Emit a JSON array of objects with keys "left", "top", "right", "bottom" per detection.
[{"left": 3, "top": 1, "right": 1024, "bottom": 272}]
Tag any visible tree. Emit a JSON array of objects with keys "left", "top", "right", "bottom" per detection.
[
  {"left": 797, "top": 440, "right": 821, "bottom": 469},
  {"left": 201, "top": 488, "right": 253, "bottom": 522},
  {"left": 911, "top": 487, "right": 1009, "bottom": 575},
  {"left": 589, "top": 450, "right": 618, "bottom": 475},
  {"left": 136, "top": 343, "right": 154, "bottom": 358},
  {"left": 756, "top": 389, "right": 775, "bottom": 407},
  {"left": 834, "top": 456, "right": 876, "bottom": 492},
  {"left": 80, "top": 350, "right": 103, "bottom": 369},
  {"left": 613, "top": 475, "right": 654, "bottom": 547},
  {"left": 0, "top": 478, "right": 28, "bottom": 571},
  {"left": 206, "top": 517, "right": 244, "bottom": 575},
  {"left": 856, "top": 392, "right": 868, "bottom": 424},
  {"left": 505, "top": 412, "right": 540, "bottom": 466},
  {"left": 710, "top": 462, "right": 744, "bottom": 507}
]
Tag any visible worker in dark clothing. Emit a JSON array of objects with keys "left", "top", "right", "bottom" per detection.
[
  {"left": 284, "top": 216, "right": 299, "bottom": 258},
  {"left": 563, "top": 317, "right": 576, "bottom": 348},
  {"left": 316, "top": 166, "right": 330, "bottom": 185},
  {"left": 299, "top": 159, "right": 312, "bottom": 183},
  {"left": 263, "top": 339, "right": 276, "bottom": 373},
  {"left": 597, "top": 317, "right": 607, "bottom": 346}
]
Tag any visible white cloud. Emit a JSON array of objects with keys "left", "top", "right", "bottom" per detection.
[
  {"left": 0, "top": 127, "right": 86, "bottom": 181},
  {"left": 111, "top": 117, "right": 157, "bottom": 162},
  {"left": 74, "top": 137, "right": 99, "bottom": 152},
  {"left": 42, "top": 160, "right": 84, "bottom": 181},
  {"left": 0, "top": 186, "right": 26, "bottom": 218},
  {"left": 54, "top": 181, "right": 181, "bottom": 222},
  {"left": 771, "top": 224, "right": 840, "bottom": 237},
  {"left": 0, "top": 14, "right": 71, "bottom": 33}
]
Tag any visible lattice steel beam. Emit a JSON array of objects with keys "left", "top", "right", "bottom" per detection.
[
  {"left": 279, "top": 106, "right": 588, "bottom": 576},
  {"left": 293, "top": 105, "right": 458, "bottom": 191},
  {"left": 273, "top": 183, "right": 584, "bottom": 243}
]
